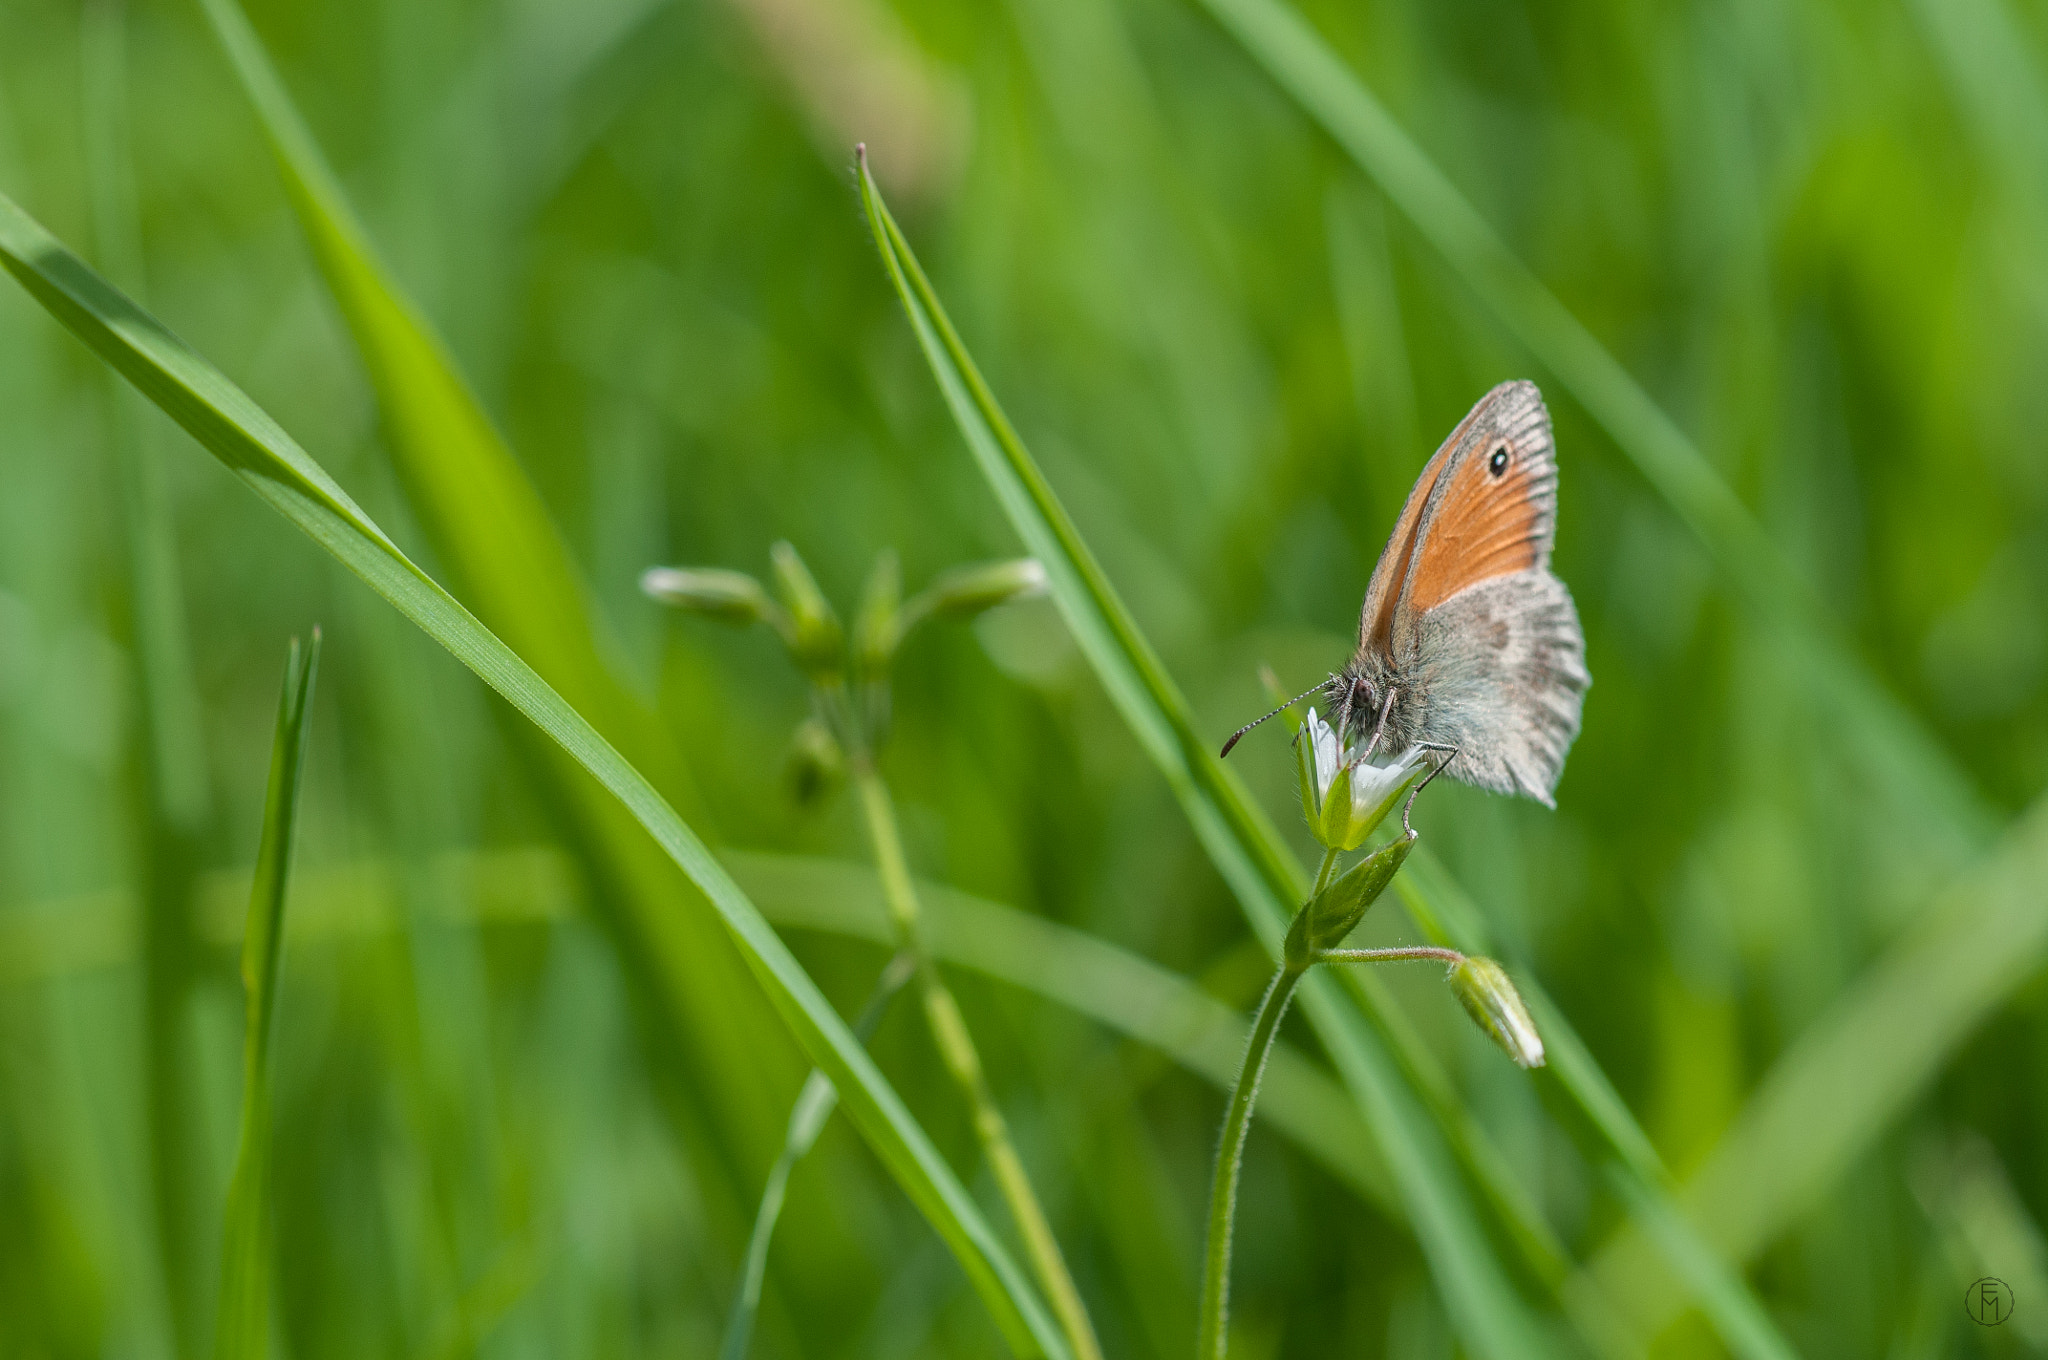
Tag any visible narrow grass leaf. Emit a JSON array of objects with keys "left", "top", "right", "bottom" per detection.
[
  {"left": 194, "top": 0, "right": 806, "bottom": 1194},
  {"left": 1603, "top": 1167, "right": 1797, "bottom": 1360},
  {"left": 0, "top": 192, "right": 1068, "bottom": 1360},
  {"left": 859, "top": 156, "right": 1559, "bottom": 1360},
  {"left": 1395, "top": 848, "right": 1802, "bottom": 1360},
  {"left": 192, "top": 0, "right": 666, "bottom": 772},
  {"left": 722, "top": 953, "right": 914, "bottom": 1360},
  {"left": 213, "top": 632, "right": 319, "bottom": 1360},
  {"left": 725, "top": 850, "right": 1403, "bottom": 1215},
  {"left": 1592, "top": 792, "right": 2048, "bottom": 1342}
]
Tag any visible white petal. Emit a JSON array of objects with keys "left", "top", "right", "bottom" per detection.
[
  {"left": 1305, "top": 708, "right": 1340, "bottom": 801},
  {"left": 1348, "top": 744, "right": 1428, "bottom": 816}
]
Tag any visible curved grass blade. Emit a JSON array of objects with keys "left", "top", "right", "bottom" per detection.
[
  {"left": 1603, "top": 1167, "right": 1797, "bottom": 1360},
  {"left": 213, "top": 632, "right": 319, "bottom": 1360},
  {"left": 721, "top": 952, "right": 914, "bottom": 1360},
  {"left": 0, "top": 192, "right": 1068, "bottom": 1360},
  {"left": 0, "top": 844, "right": 1406, "bottom": 1221},
  {"left": 1190, "top": 0, "right": 1991, "bottom": 847},
  {"left": 725, "top": 850, "right": 1402, "bottom": 1216},
  {"left": 191, "top": 0, "right": 666, "bottom": 772},
  {"left": 193, "top": 0, "right": 807, "bottom": 1207},
  {"left": 1590, "top": 792, "right": 2048, "bottom": 1343},
  {"left": 859, "top": 153, "right": 1561, "bottom": 1360},
  {"left": 1396, "top": 841, "right": 1799, "bottom": 1359}
]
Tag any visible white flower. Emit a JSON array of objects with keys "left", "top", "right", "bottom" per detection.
[{"left": 1296, "top": 707, "right": 1430, "bottom": 851}]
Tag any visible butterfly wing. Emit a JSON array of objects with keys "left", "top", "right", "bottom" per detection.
[
  {"left": 1353, "top": 391, "right": 1494, "bottom": 654},
  {"left": 1403, "top": 567, "right": 1587, "bottom": 804},
  {"left": 1395, "top": 380, "right": 1559, "bottom": 620},
  {"left": 1360, "top": 381, "right": 1587, "bottom": 803}
]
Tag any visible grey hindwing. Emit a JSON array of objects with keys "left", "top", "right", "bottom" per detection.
[{"left": 1401, "top": 569, "right": 1588, "bottom": 805}]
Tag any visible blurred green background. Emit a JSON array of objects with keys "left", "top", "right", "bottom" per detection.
[{"left": 1, "top": 0, "right": 2045, "bottom": 1355}]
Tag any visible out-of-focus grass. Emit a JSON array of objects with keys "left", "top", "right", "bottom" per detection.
[
  {"left": 0, "top": 185, "right": 1070, "bottom": 1358},
  {"left": 0, "top": 0, "right": 2044, "bottom": 1354}
]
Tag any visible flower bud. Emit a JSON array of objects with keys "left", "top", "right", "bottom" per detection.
[
  {"left": 915, "top": 558, "right": 1048, "bottom": 620},
  {"left": 641, "top": 566, "right": 777, "bottom": 626},
  {"left": 853, "top": 550, "right": 902, "bottom": 676},
  {"left": 1449, "top": 957, "right": 1545, "bottom": 1068},
  {"left": 769, "top": 541, "right": 844, "bottom": 677},
  {"left": 786, "top": 716, "right": 845, "bottom": 807}
]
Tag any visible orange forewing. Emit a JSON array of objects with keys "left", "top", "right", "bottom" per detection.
[
  {"left": 1355, "top": 452, "right": 1443, "bottom": 653},
  {"left": 1400, "top": 440, "right": 1549, "bottom": 614},
  {"left": 1356, "top": 398, "right": 1488, "bottom": 653}
]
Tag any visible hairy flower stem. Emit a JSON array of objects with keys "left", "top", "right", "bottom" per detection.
[
  {"left": 1195, "top": 846, "right": 1340, "bottom": 1359},
  {"left": 1318, "top": 946, "right": 1464, "bottom": 966},
  {"left": 851, "top": 762, "right": 1103, "bottom": 1360}
]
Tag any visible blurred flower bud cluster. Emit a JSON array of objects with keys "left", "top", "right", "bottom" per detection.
[{"left": 644, "top": 541, "right": 1046, "bottom": 806}]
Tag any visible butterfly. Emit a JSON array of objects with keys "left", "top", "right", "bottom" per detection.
[{"left": 1225, "top": 380, "right": 1589, "bottom": 805}]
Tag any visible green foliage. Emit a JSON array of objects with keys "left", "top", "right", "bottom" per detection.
[
  {"left": 0, "top": 189, "right": 1066, "bottom": 1358},
  {"left": 0, "top": 0, "right": 2044, "bottom": 1355}
]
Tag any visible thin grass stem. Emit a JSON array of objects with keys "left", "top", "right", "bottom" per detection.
[
  {"left": 721, "top": 951, "right": 916, "bottom": 1360},
  {"left": 851, "top": 763, "right": 1103, "bottom": 1360}
]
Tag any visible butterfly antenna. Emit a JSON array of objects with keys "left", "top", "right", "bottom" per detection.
[{"left": 1219, "top": 681, "right": 1327, "bottom": 758}]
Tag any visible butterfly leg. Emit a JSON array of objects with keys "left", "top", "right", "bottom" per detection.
[
  {"left": 1402, "top": 744, "right": 1460, "bottom": 835},
  {"left": 1358, "top": 688, "right": 1399, "bottom": 763}
]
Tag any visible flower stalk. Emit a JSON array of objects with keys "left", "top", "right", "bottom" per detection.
[
  {"left": 645, "top": 543, "right": 1096, "bottom": 1360},
  {"left": 850, "top": 759, "right": 1102, "bottom": 1360},
  {"left": 1195, "top": 959, "right": 1306, "bottom": 1360},
  {"left": 1195, "top": 702, "right": 1547, "bottom": 1358}
]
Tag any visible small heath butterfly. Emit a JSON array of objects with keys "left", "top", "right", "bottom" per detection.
[{"left": 1225, "top": 380, "right": 1588, "bottom": 805}]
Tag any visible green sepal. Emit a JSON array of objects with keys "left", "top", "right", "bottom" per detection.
[
  {"left": 915, "top": 557, "right": 1048, "bottom": 620},
  {"left": 1304, "top": 830, "right": 1416, "bottom": 952},
  {"left": 786, "top": 716, "right": 845, "bottom": 808},
  {"left": 1317, "top": 759, "right": 1356, "bottom": 847},
  {"left": 1296, "top": 727, "right": 1319, "bottom": 828},
  {"left": 769, "top": 541, "right": 844, "bottom": 677},
  {"left": 853, "top": 550, "right": 902, "bottom": 677}
]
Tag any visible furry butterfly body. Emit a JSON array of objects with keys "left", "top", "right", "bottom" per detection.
[{"left": 1330, "top": 380, "right": 1588, "bottom": 805}]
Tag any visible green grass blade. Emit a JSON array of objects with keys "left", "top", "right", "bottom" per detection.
[
  {"left": 213, "top": 631, "right": 319, "bottom": 1360},
  {"left": 1189, "top": 0, "right": 1992, "bottom": 845},
  {"left": 726, "top": 850, "right": 1404, "bottom": 1216},
  {"left": 0, "top": 191, "right": 1069, "bottom": 1360},
  {"left": 1592, "top": 793, "right": 2048, "bottom": 1342},
  {"left": 0, "top": 845, "right": 1407, "bottom": 1222},
  {"left": 1604, "top": 1168, "right": 1796, "bottom": 1360},
  {"left": 858, "top": 155, "right": 1560, "bottom": 1360},
  {"left": 192, "top": 0, "right": 807, "bottom": 1207},
  {"left": 1397, "top": 850, "right": 1800, "bottom": 1360},
  {"left": 192, "top": 0, "right": 662, "bottom": 771},
  {"left": 721, "top": 953, "right": 913, "bottom": 1360}
]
